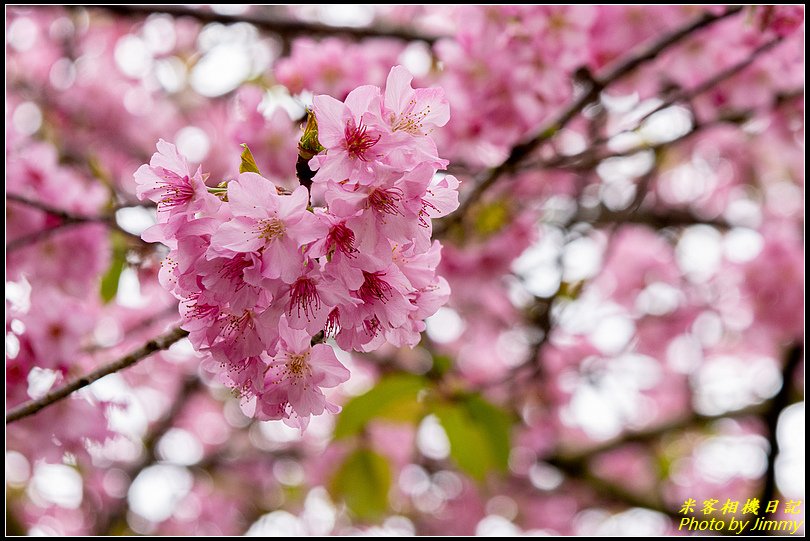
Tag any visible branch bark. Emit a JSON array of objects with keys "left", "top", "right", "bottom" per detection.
[
  {"left": 741, "top": 342, "right": 803, "bottom": 533},
  {"left": 435, "top": 6, "right": 744, "bottom": 237},
  {"left": 546, "top": 397, "right": 803, "bottom": 525},
  {"left": 6, "top": 193, "right": 145, "bottom": 252},
  {"left": 72, "top": 5, "right": 441, "bottom": 44},
  {"left": 5, "top": 326, "right": 189, "bottom": 424}
]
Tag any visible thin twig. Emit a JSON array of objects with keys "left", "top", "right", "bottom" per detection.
[
  {"left": 545, "top": 398, "right": 802, "bottom": 525},
  {"left": 5, "top": 326, "right": 189, "bottom": 424},
  {"left": 7, "top": 193, "right": 109, "bottom": 223},
  {"left": 547, "top": 402, "right": 777, "bottom": 466},
  {"left": 71, "top": 5, "right": 441, "bottom": 44},
  {"left": 7, "top": 222, "right": 99, "bottom": 253},
  {"left": 620, "top": 36, "right": 786, "bottom": 135},
  {"left": 581, "top": 207, "right": 731, "bottom": 231},
  {"left": 741, "top": 342, "right": 803, "bottom": 533},
  {"left": 6, "top": 193, "right": 145, "bottom": 252},
  {"left": 535, "top": 38, "right": 792, "bottom": 172},
  {"left": 435, "top": 6, "right": 744, "bottom": 237}
]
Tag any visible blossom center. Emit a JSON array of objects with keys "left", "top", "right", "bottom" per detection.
[
  {"left": 289, "top": 277, "right": 321, "bottom": 320},
  {"left": 358, "top": 271, "right": 392, "bottom": 303},
  {"left": 368, "top": 187, "right": 403, "bottom": 216},
  {"left": 286, "top": 352, "right": 310, "bottom": 378},
  {"left": 327, "top": 222, "right": 357, "bottom": 255},
  {"left": 157, "top": 171, "right": 195, "bottom": 210},
  {"left": 344, "top": 120, "right": 380, "bottom": 160},
  {"left": 256, "top": 218, "right": 286, "bottom": 241},
  {"left": 223, "top": 310, "right": 252, "bottom": 338},
  {"left": 390, "top": 99, "right": 431, "bottom": 135}
]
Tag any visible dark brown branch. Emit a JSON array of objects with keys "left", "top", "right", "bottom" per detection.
[
  {"left": 7, "top": 193, "right": 110, "bottom": 223},
  {"left": 548, "top": 402, "right": 775, "bottom": 465},
  {"left": 435, "top": 6, "right": 744, "bottom": 237},
  {"left": 6, "top": 326, "right": 189, "bottom": 424},
  {"left": 7, "top": 221, "right": 96, "bottom": 253},
  {"left": 623, "top": 35, "right": 786, "bottom": 135},
  {"left": 547, "top": 398, "right": 802, "bottom": 525},
  {"left": 6, "top": 193, "right": 145, "bottom": 252},
  {"left": 535, "top": 42, "right": 796, "bottom": 173},
  {"left": 582, "top": 207, "right": 731, "bottom": 231},
  {"left": 73, "top": 5, "right": 441, "bottom": 44},
  {"left": 742, "top": 342, "right": 803, "bottom": 533},
  {"left": 552, "top": 460, "right": 684, "bottom": 521}
]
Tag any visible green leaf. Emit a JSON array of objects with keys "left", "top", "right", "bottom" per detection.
[
  {"left": 99, "top": 231, "right": 128, "bottom": 304},
  {"left": 432, "top": 395, "right": 512, "bottom": 481},
  {"left": 239, "top": 143, "right": 261, "bottom": 175},
  {"left": 298, "top": 109, "right": 324, "bottom": 159},
  {"left": 429, "top": 354, "right": 453, "bottom": 378},
  {"left": 330, "top": 449, "right": 391, "bottom": 520},
  {"left": 462, "top": 394, "right": 511, "bottom": 471},
  {"left": 334, "top": 374, "right": 428, "bottom": 439},
  {"left": 432, "top": 402, "right": 491, "bottom": 480}
]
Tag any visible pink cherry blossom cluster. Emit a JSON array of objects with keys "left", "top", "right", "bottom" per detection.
[
  {"left": 135, "top": 66, "right": 459, "bottom": 429},
  {"left": 275, "top": 37, "right": 405, "bottom": 99}
]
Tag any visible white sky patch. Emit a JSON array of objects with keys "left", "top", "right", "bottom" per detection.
[
  {"left": 588, "top": 314, "right": 635, "bottom": 355},
  {"left": 115, "top": 35, "right": 153, "bottom": 78},
  {"left": 426, "top": 307, "right": 465, "bottom": 344},
  {"left": 155, "top": 56, "right": 187, "bottom": 93},
  {"left": 12, "top": 102, "right": 42, "bottom": 136},
  {"left": 6, "top": 451, "right": 31, "bottom": 487},
  {"left": 191, "top": 43, "right": 252, "bottom": 97},
  {"left": 776, "top": 403, "right": 805, "bottom": 499},
  {"left": 128, "top": 464, "right": 193, "bottom": 522},
  {"left": 694, "top": 355, "right": 782, "bottom": 415},
  {"left": 637, "top": 105, "right": 693, "bottom": 144},
  {"left": 399, "top": 41, "right": 433, "bottom": 77},
  {"left": 28, "top": 463, "right": 83, "bottom": 509},
  {"left": 563, "top": 235, "right": 603, "bottom": 282},
  {"left": 157, "top": 428, "right": 204, "bottom": 466},
  {"left": 6, "top": 278, "right": 32, "bottom": 314},
  {"left": 677, "top": 225, "right": 723, "bottom": 282},
  {"left": 723, "top": 228, "right": 763, "bottom": 263},
  {"left": 115, "top": 206, "right": 156, "bottom": 236},
  {"left": 636, "top": 282, "right": 682, "bottom": 316},
  {"left": 417, "top": 415, "right": 450, "bottom": 460},
  {"left": 26, "top": 367, "right": 60, "bottom": 400},
  {"left": 142, "top": 15, "right": 176, "bottom": 55},
  {"left": 695, "top": 434, "right": 768, "bottom": 483},
  {"left": 175, "top": 126, "right": 211, "bottom": 163},
  {"left": 513, "top": 226, "right": 564, "bottom": 298},
  {"left": 8, "top": 17, "right": 38, "bottom": 51},
  {"left": 476, "top": 515, "right": 522, "bottom": 536},
  {"left": 116, "top": 268, "right": 149, "bottom": 309},
  {"left": 247, "top": 510, "right": 305, "bottom": 537}
]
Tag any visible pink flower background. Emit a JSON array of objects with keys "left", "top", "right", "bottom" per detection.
[{"left": 5, "top": 5, "right": 804, "bottom": 536}]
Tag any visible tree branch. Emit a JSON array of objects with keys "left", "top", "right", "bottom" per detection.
[
  {"left": 5, "top": 326, "right": 189, "bottom": 424},
  {"left": 742, "top": 342, "right": 803, "bottom": 533},
  {"left": 534, "top": 41, "right": 796, "bottom": 173},
  {"left": 547, "top": 402, "right": 777, "bottom": 466},
  {"left": 545, "top": 397, "right": 802, "bottom": 526},
  {"left": 7, "top": 193, "right": 109, "bottom": 223},
  {"left": 72, "top": 5, "right": 441, "bottom": 44},
  {"left": 618, "top": 35, "right": 786, "bottom": 136},
  {"left": 581, "top": 207, "right": 731, "bottom": 231},
  {"left": 6, "top": 193, "right": 145, "bottom": 252},
  {"left": 435, "top": 6, "right": 744, "bottom": 237}
]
